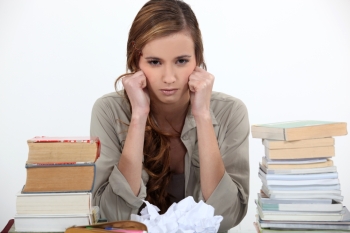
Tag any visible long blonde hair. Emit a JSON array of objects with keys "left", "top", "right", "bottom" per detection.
[{"left": 115, "top": 0, "right": 206, "bottom": 213}]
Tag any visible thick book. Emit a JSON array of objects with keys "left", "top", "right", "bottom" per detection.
[
  {"left": 257, "top": 210, "right": 350, "bottom": 231},
  {"left": 257, "top": 205, "right": 350, "bottom": 221},
  {"left": 22, "top": 164, "right": 95, "bottom": 193},
  {"left": 251, "top": 120, "right": 347, "bottom": 141},
  {"left": 16, "top": 192, "right": 92, "bottom": 214},
  {"left": 259, "top": 163, "right": 338, "bottom": 174},
  {"left": 256, "top": 193, "right": 343, "bottom": 212},
  {"left": 262, "top": 137, "right": 335, "bottom": 149},
  {"left": 256, "top": 217, "right": 350, "bottom": 232},
  {"left": 27, "top": 136, "right": 100, "bottom": 164},
  {"left": 261, "top": 157, "right": 334, "bottom": 170},
  {"left": 14, "top": 214, "right": 92, "bottom": 232}
]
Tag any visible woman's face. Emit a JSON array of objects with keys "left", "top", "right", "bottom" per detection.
[{"left": 139, "top": 31, "right": 197, "bottom": 106}]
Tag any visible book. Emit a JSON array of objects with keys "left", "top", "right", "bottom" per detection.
[
  {"left": 257, "top": 211, "right": 350, "bottom": 230},
  {"left": 259, "top": 169, "right": 338, "bottom": 180},
  {"left": 261, "top": 186, "right": 341, "bottom": 195},
  {"left": 263, "top": 157, "right": 328, "bottom": 164},
  {"left": 259, "top": 163, "right": 338, "bottom": 174},
  {"left": 65, "top": 221, "right": 148, "bottom": 233},
  {"left": 256, "top": 193, "right": 343, "bottom": 212},
  {"left": 256, "top": 217, "right": 350, "bottom": 232},
  {"left": 16, "top": 192, "right": 92, "bottom": 214},
  {"left": 263, "top": 183, "right": 341, "bottom": 191},
  {"left": 265, "top": 146, "right": 335, "bottom": 160},
  {"left": 22, "top": 164, "right": 95, "bottom": 193},
  {"left": 265, "top": 192, "right": 344, "bottom": 202},
  {"left": 262, "top": 137, "right": 335, "bottom": 149},
  {"left": 251, "top": 120, "right": 347, "bottom": 141},
  {"left": 257, "top": 205, "right": 350, "bottom": 221},
  {"left": 27, "top": 136, "right": 100, "bottom": 164},
  {"left": 258, "top": 192, "right": 333, "bottom": 204},
  {"left": 259, "top": 173, "right": 340, "bottom": 186},
  {"left": 262, "top": 157, "right": 334, "bottom": 170},
  {"left": 14, "top": 214, "right": 92, "bottom": 232}
]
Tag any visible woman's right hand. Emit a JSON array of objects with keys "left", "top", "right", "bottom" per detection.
[{"left": 122, "top": 70, "right": 150, "bottom": 117}]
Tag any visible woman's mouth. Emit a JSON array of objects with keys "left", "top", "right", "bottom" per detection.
[{"left": 160, "top": 89, "right": 178, "bottom": 96}]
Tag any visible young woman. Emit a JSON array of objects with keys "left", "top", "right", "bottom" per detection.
[{"left": 90, "top": 0, "right": 250, "bottom": 231}]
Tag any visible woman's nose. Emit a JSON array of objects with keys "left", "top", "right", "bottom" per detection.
[{"left": 162, "top": 65, "right": 176, "bottom": 84}]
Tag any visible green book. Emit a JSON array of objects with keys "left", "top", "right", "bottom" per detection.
[{"left": 251, "top": 120, "right": 347, "bottom": 141}]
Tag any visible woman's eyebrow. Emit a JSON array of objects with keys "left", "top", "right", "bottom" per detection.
[
  {"left": 144, "top": 56, "right": 161, "bottom": 60},
  {"left": 144, "top": 55, "right": 192, "bottom": 60},
  {"left": 176, "top": 55, "right": 192, "bottom": 59}
]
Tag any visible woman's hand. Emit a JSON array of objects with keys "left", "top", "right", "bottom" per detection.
[
  {"left": 122, "top": 70, "right": 150, "bottom": 117},
  {"left": 188, "top": 67, "right": 215, "bottom": 118}
]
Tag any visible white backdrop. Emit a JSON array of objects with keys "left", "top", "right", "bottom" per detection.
[{"left": 1, "top": 0, "right": 349, "bottom": 231}]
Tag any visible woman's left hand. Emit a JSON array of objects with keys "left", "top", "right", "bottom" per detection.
[{"left": 188, "top": 66, "right": 215, "bottom": 117}]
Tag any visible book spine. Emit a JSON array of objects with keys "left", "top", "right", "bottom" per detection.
[{"left": 26, "top": 162, "right": 94, "bottom": 167}]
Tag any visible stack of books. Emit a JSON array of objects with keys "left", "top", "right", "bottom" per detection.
[
  {"left": 251, "top": 120, "right": 350, "bottom": 233},
  {"left": 15, "top": 136, "right": 100, "bottom": 232}
]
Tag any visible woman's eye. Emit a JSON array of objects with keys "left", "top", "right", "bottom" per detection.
[
  {"left": 148, "top": 60, "right": 160, "bottom": 66},
  {"left": 177, "top": 59, "right": 189, "bottom": 64}
]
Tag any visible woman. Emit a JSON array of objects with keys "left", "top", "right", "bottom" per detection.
[{"left": 90, "top": 0, "right": 250, "bottom": 231}]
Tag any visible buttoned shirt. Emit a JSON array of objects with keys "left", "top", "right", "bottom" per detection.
[{"left": 90, "top": 91, "right": 250, "bottom": 232}]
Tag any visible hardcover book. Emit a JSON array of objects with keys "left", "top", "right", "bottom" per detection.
[
  {"left": 27, "top": 136, "right": 100, "bottom": 164},
  {"left": 251, "top": 120, "right": 347, "bottom": 141},
  {"left": 16, "top": 192, "right": 92, "bottom": 214},
  {"left": 22, "top": 164, "right": 95, "bottom": 193},
  {"left": 14, "top": 214, "right": 92, "bottom": 232}
]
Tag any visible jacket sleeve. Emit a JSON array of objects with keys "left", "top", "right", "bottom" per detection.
[
  {"left": 205, "top": 98, "right": 250, "bottom": 231},
  {"left": 90, "top": 96, "right": 147, "bottom": 221}
]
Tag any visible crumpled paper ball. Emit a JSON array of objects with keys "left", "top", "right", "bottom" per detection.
[{"left": 130, "top": 196, "right": 223, "bottom": 233}]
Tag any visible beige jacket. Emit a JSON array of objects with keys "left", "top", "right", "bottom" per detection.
[{"left": 90, "top": 91, "right": 250, "bottom": 232}]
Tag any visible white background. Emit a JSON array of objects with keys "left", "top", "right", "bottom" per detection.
[{"left": 1, "top": 0, "right": 349, "bottom": 231}]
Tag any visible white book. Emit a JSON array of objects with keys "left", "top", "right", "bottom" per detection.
[
  {"left": 14, "top": 214, "right": 92, "bottom": 232},
  {"left": 267, "top": 193, "right": 344, "bottom": 202},
  {"left": 258, "top": 193, "right": 333, "bottom": 204},
  {"left": 16, "top": 191, "right": 92, "bottom": 214},
  {"left": 259, "top": 173, "right": 340, "bottom": 186},
  {"left": 263, "top": 156, "right": 328, "bottom": 164},
  {"left": 262, "top": 185, "right": 341, "bottom": 195},
  {"left": 264, "top": 184, "right": 341, "bottom": 191},
  {"left": 260, "top": 163, "right": 337, "bottom": 174},
  {"left": 257, "top": 205, "right": 350, "bottom": 222},
  {"left": 259, "top": 169, "right": 338, "bottom": 180},
  {"left": 257, "top": 193, "right": 343, "bottom": 212},
  {"left": 257, "top": 213, "right": 350, "bottom": 231}
]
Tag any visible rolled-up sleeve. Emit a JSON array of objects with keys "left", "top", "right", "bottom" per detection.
[
  {"left": 90, "top": 95, "right": 147, "bottom": 221},
  {"left": 206, "top": 98, "right": 250, "bottom": 231}
]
